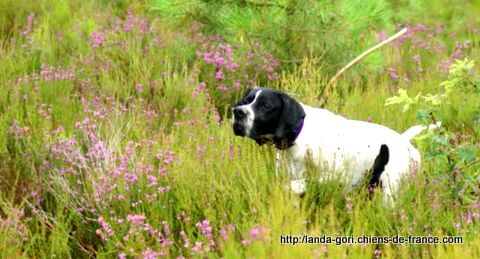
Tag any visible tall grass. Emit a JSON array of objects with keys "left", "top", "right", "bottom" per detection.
[{"left": 0, "top": 0, "right": 479, "bottom": 258}]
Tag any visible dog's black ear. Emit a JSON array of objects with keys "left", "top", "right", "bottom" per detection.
[{"left": 274, "top": 92, "right": 305, "bottom": 147}]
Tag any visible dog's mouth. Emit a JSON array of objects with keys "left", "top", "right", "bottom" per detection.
[{"left": 233, "top": 123, "right": 246, "bottom": 136}]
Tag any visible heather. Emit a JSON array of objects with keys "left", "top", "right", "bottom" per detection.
[{"left": 0, "top": 0, "right": 479, "bottom": 258}]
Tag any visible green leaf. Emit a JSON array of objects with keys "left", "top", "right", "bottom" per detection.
[
  {"left": 422, "top": 94, "right": 443, "bottom": 106},
  {"left": 455, "top": 146, "right": 476, "bottom": 163},
  {"left": 449, "top": 58, "right": 475, "bottom": 78},
  {"left": 384, "top": 89, "right": 421, "bottom": 112},
  {"left": 415, "top": 109, "right": 431, "bottom": 125},
  {"left": 424, "top": 150, "right": 446, "bottom": 161},
  {"left": 432, "top": 135, "right": 451, "bottom": 147}
]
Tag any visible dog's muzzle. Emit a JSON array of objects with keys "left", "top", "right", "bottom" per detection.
[{"left": 233, "top": 107, "right": 248, "bottom": 136}]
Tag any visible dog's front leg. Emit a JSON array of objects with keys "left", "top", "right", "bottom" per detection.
[
  {"left": 276, "top": 151, "right": 307, "bottom": 195},
  {"left": 287, "top": 157, "right": 307, "bottom": 195}
]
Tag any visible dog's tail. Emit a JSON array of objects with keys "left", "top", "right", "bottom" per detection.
[{"left": 402, "top": 121, "right": 442, "bottom": 140}]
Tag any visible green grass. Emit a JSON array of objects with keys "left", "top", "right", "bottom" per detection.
[{"left": 0, "top": 0, "right": 479, "bottom": 258}]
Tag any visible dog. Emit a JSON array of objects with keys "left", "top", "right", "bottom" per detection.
[{"left": 232, "top": 87, "right": 440, "bottom": 204}]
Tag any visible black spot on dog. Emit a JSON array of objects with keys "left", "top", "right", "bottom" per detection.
[{"left": 368, "top": 144, "right": 389, "bottom": 194}]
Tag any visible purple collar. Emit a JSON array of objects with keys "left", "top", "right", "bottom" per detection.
[
  {"left": 274, "top": 118, "right": 305, "bottom": 150},
  {"left": 293, "top": 119, "right": 304, "bottom": 140}
]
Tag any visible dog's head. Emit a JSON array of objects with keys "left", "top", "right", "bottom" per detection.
[{"left": 232, "top": 88, "right": 305, "bottom": 149}]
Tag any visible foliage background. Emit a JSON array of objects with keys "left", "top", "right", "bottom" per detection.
[{"left": 0, "top": 0, "right": 479, "bottom": 258}]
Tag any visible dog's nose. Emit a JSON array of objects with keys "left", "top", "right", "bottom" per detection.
[{"left": 233, "top": 107, "right": 247, "bottom": 118}]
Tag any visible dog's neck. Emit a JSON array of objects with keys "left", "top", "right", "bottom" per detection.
[
  {"left": 294, "top": 119, "right": 304, "bottom": 140},
  {"left": 274, "top": 118, "right": 304, "bottom": 150}
]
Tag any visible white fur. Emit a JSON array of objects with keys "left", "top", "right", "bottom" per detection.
[
  {"left": 280, "top": 103, "right": 438, "bottom": 204},
  {"left": 235, "top": 90, "right": 262, "bottom": 136}
]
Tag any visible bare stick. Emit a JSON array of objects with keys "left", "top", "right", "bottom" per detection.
[{"left": 328, "top": 27, "right": 408, "bottom": 85}]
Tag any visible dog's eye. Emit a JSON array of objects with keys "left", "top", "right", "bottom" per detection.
[{"left": 260, "top": 101, "right": 270, "bottom": 109}]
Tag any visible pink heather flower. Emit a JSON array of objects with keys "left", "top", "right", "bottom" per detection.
[
  {"left": 250, "top": 228, "right": 260, "bottom": 239},
  {"left": 142, "top": 248, "right": 164, "bottom": 259},
  {"left": 267, "top": 72, "right": 278, "bottom": 80},
  {"left": 157, "top": 186, "right": 171, "bottom": 193},
  {"left": 220, "top": 228, "right": 228, "bottom": 241},
  {"left": 138, "top": 18, "right": 148, "bottom": 33},
  {"left": 136, "top": 83, "right": 144, "bottom": 93},
  {"left": 461, "top": 212, "right": 473, "bottom": 225},
  {"left": 124, "top": 173, "right": 138, "bottom": 186},
  {"left": 454, "top": 222, "right": 461, "bottom": 230},
  {"left": 123, "top": 23, "right": 132, "bottom": 32},
  {"left": 148, "top": 175, "right": 157, "bottom": 188},
  {"left": 192, "top": 241, "right": 203, "bottom": 253},
  {"left": 203, "top": 52, "right": 214, "bottom": 63},
  {"left": 9, "top": 120, "right": 30, "bottom": 138},
  {"left": 387, "top": 67, "right": 399, "bottom": 81},
  {"left": 118, "top": 252, "right": 126, "bottom": 259},
  {"left": 416, "top": 39, "right": 430, "bottom": 50},
  {"left": 394, "top": 25, "right": 414, "bottom": 46},
  {"left": 216, "top": 85, "right": 229, "bottom": 92},
  {"left": 192, "top": 82, "right": 207, "bottom": 98},
  {"left": 214, "top": 55, "right": 226, "bottom": 65},
  {"left": 452, "top": 49, "right": 463, "bottom": 59},
  {"left": 215, "top": 70, "right": 224, "bottom": 80},
  {"left": 377, "top": 31, "right": 388, "bottom": 41},
  {"left": 89, "top": 32, "right": 105, "bottom": 48},
  {"left": 412, "top": 54, "right": 421, "bottom": 64},
  {"left": 158, "top": 167, "right": 168, "bottom": 176},
  {"left": 221, "top": 43, "right": 233, "bottom": 56},
  {"left": 196, "top": 220, "right": 213, "bottom": 237},
  {"left": 226, "top": 62, "right": 239, "bottom": 71},
  {"left": 96, "top": 217, "right": 114, "bottom": 241},
  {"left": 163, "top": 221, "right": 171, "bottom": 236},
  {"left": 87, "top": 140, "right": 107, "bottom": 160},
  {"left": 18, "top": 209, "right": 25, "bottom": 217},
  {"left": 262, "top": 65, "right": 273, "bottom": 72},
  {"left": 180, "top": 230, "right": 190, "bottom": 248},
  {"left": 227, "top": 223, "right": 235, "bottom": 232},
  {"left": 414, "top": 24, "right": 430, "bottom": 31},
  {"left": 197, "top": 145, "right": 206, "bottom": 159},
  {"left": 127, "top": 214, "right": 146, "bottom": 226},
  {"left": 163, "top": 151, "right": 175, "bottom": 165},
  {"left": 177, "top": 211, "right": 190, "bottom": 222},
  {"left": 438, "top": 59, "right": 452, "bottom": 74},
  {"left": 233, "top": 81, "right": 242, "bottom": 89},
  {"left": 23, "top": 13, "right": 35, "bottom": 37},
  {"left": 143, "top": 223, "right": 155, "bottom": 236},
  {"left": 345, "top": 197, "right": 353, "bottom": 213},
  {"left": 472, "top": 199, "right": 480, "bottom": 210}
]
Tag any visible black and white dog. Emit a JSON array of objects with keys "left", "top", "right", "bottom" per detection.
[{"left": 232, "top": 87, "right": 440, "bottom": 204}]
